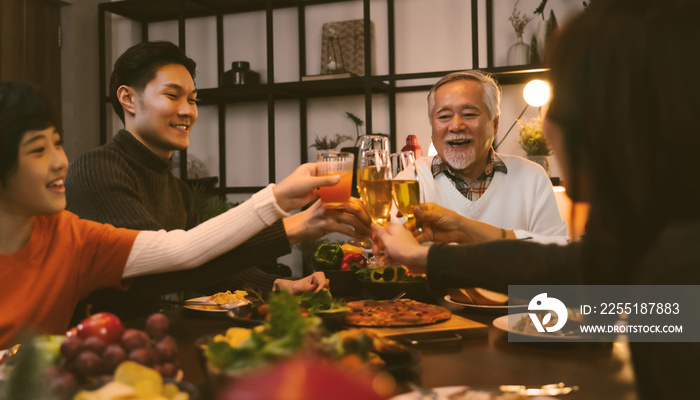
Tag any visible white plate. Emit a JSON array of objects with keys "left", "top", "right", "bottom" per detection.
[
  {"left": 444, "top": 295, "right": 528, "bottom": 313},
  {"left": 183, "top": 296, "right": 227, "bottom": 313},
  {"left": 389, "top": 385, "right": 558, "bottom": 400},
  {"left": 493, "top": 313, "right": 588, "bottom": 341}
]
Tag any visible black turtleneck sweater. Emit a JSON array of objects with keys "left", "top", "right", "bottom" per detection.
[{"left": 66, "top": 130, "right": 290, "bottom": 321}]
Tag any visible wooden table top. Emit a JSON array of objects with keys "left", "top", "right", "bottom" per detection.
[{"left": 127, "top": 300, "right": 638, "bottom": 400}]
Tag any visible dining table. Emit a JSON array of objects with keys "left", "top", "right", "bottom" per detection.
[{"left": 127, "top": 296, "right": 639, "bottom": 400}]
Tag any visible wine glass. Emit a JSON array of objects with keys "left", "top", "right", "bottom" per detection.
[
  {"left": 356, "top": 135, "right": 390, "bottom": 194},
  {"left": 358, "top": 149, "right": 392, "bottom": 226},
  {"left": 390, "top": 151, "right": 420, "bottom": 227},
  {"left": 358, "top": 149, "right": 393, "bottom": 265},
  {"left": 349, "top": 135, "right": 390, "bottom": 250}
]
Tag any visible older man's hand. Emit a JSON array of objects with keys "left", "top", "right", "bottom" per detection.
[
  {"left": 413, "top": 203, "right": 510, "bottom": 244},
  {"left": 410, "top": 203, "right": 470, "bottom": 244}
]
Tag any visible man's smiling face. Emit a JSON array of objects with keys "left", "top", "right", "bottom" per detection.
[
  {"left": 430, "top": 79, "right": 498, "bottom": 182},
  {"left": 127, "top": 63, "right": 198, "bottom": 160}
]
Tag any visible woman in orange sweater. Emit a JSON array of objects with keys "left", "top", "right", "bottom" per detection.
[{"left": 0, "top": 81, "right": 339, "bottom": 349}]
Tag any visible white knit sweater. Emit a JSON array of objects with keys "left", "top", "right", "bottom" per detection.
[
  {"left": 414, "top": 155, "right": 569, "bottom": 244},
  {"left": 123, "top": 184, "right": 289, "bottom": 277}
]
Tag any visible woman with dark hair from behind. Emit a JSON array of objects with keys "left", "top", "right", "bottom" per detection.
[
  {"left": 372, "top": 1, "right": 700, "bottom": 398},
  {"left": 546, "top": 2, "right": 700, "bottom": 396}
]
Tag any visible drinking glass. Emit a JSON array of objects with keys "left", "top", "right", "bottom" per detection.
[
  {"left": 356, "top": 135, "right": 390, "bottom": 194},
  {"left": 316, "top": 151, "right": 354, "bottom": 209},
  {"left": 358, "top": 149, "right": 392, "bottom": 226},
  {"left": 390, "top": 151, "right": 420, "bottom": 226},
  {"left": 349, "top": 135, "right": 390, "bottom": 250}
]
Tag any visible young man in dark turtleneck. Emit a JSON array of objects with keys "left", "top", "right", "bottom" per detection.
[{"left": 66, "top": 41, "right": 371, "bottom": 322}]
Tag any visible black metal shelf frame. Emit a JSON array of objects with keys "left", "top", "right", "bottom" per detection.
[{"left": 97, "top": 0, "right": 548, "bottom": 195}]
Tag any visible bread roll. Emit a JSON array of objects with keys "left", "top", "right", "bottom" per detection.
[{"left": 447, "top": 287, "right": 508, "bottom": 305}]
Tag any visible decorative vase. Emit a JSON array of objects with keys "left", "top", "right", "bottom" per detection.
[
  {"left": 507, "top": 36, "right": 530, "bottom": 66},
  {"left": 527, "top": 155, "right": 551, "bottom": 176}
]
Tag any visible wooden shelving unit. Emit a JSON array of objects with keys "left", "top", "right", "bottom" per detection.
[{"left": 97, "top": 0, "right": 548, "bottom": 195}]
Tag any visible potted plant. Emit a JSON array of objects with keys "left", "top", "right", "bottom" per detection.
[
  {"left": 309, "top": 134, "right": 352, "bottom": 151},
  {"left": 517, "top": 116, "right": 552, "bottom": 175}
]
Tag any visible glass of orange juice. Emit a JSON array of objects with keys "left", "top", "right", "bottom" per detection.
[{"left": 316, "top": 151, "right": 354, "bottom": 209}]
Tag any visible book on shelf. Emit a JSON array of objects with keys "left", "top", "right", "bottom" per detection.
[{"left": 301, "top": 72, "right": 358, "bottom": 81}]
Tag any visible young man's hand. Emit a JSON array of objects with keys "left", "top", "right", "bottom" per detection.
[
  {"left": 283, "top": 198, "right": 372, "bottom": 244},
  {"left": 273, "top": 163, "right": 340, "bottom": 212}
]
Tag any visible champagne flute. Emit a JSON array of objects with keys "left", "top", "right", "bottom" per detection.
[
  {"left": 390, "top": 151, "right": 420, "bottom": 227},
  {"left": 350, "top": 135, "right": 390, "bottom": 250},
  {"left": 356, "top": 135, "right": 390, "bottom": 194},
  {"left": 358, "top": 149, "right": 392, "bottom": 265},
  {"left": 358, "top": 149, "right": 392, "bottom": 226}
]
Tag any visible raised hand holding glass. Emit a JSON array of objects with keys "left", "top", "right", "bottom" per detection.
[{"left": 316, "top": 151, "right": 354, "bottom": 209}]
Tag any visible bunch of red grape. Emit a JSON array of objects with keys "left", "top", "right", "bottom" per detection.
[{"left": 47, "top": 312, "right": 179, "bottom": 392}]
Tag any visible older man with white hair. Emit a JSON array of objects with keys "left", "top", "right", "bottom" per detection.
[{"left": 407, "top": 70, "right": 568, "bottom": 245}]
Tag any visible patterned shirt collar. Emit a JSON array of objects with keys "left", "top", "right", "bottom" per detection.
[{"left": 431, "top": 148, "right": 508, "bottom": 200}]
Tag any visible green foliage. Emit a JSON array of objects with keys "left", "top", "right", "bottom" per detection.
[
  {"left": 190, "top": 182, "right": 237, "bottom": 222},
  {"left": 346, "top": 111, "right": 364, "bottom": 146},
  {"left": 534, "top": 0, "right": 549, "bottom": 20},
  {"left": 518, "top": 116, "right": 551, "bottom": 156},
  {"left": 206, "top": 290, "right": 325, "bottom": 371},
  {"left": 297, "top": 289, "right": 349, "bottom": 314},
  {"left": 345, "top": 111, "right": 364, "bottom": 131},
  {"left": 2, "top": 336, "right": 58, "bottom": 400},
  {"left": 309, "top": 134, "right": 353, "bottom": 150},
  {"left": 529, "top": 34, "right": 540, "bottom": 64},
  {"left": 547, "top": 9, "right": 558, "bottom": 37}
]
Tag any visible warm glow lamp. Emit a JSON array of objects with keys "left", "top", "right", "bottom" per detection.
[
  {"left": 523, "top": 79, "right": 551, "bottom": 107},
  {"left": 494, "top": 79, "right": 552, "bottom": 150}
]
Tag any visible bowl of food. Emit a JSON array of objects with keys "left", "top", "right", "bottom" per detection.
[
  {"left": 322, "top": 270, "right": 363, "bottom": 296},
  {"left": 356, "top": 266, "right": 431, "bottom": 302},
  {"left": 297, "top": 289, "right": 350, "bottom": 330},
  {"left": 312, "top": 243, "right": 368, "bottom": 296}
]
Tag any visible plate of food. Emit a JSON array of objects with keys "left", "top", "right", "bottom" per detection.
[
  {"left": 389, "top": 385, "right": 560, "bottom": 400},
  {"left": 183, "top": 290, "right": 251, "bottom": 316},
  {"left": 493, "top": 312, "right": 587, "bottom": 341},
  {"left": 198, "top": 291, "right": 421, "bottom": 381},
  {"left": 223, "top": 289, "right": 350, "bottom": 329},
  {"left": 444, "top": 288, "right": 527, "bottom": 314},
  {"left": 344, "top": 299, "right": 451, "bottom": 327}
]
